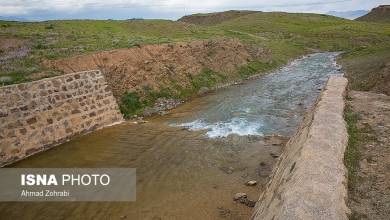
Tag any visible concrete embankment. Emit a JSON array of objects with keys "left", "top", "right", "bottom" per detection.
[
  {"left": 0, "top": 70, "right": 123, "bottom": 166},
  {"left": 252, "top": 75, "right": 349, "bottom": 220}
]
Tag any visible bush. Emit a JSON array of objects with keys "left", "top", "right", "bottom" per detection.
[
  {"left": 119, "top": 92, "right": 142, "bottom": 118},
  {"left": 190, "top": 68, "right": 224, "bottom": 91},
  {"left": 141, "top": 85, "right": 175, "bottom": 106},
  {"left": 34, "top": 42, "right": 48, "bottom": 49},
  {"left": 45, "top": 24, "right": 55, "bottom": 29}
]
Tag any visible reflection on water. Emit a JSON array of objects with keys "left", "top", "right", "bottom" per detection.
[{"left": 0, "top": 53, "right": 341, "bottom": 220}]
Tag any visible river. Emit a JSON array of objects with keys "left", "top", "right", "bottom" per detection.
[{"left": 0, "top": 52, "right": 341, "bottom": 220}]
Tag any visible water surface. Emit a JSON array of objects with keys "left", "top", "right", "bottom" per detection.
[
  {"left": 170, "top": 52, "right": 342, "bottom": 137},
  {"left": 0, "top": 52, "right": 341, "bottom": 220}
]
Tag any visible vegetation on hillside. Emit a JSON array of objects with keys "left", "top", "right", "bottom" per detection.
[
  {"left": 344, "top": 106, "right": 362, "bottom": 191},
  {"left": 1, "top": 11, "right": 389, "bottom": 93},
  {"left": 339, "top": 48, "right": 390, "bottom": 95},
  {"left": 178, "top": 10, "right": 258, "bottom": 26},
  {"left": 118, "top": 68, "right": 229, "bottom": 117},
  {"left": 0, "top": 19, "right": 221, "bottom": 84}
]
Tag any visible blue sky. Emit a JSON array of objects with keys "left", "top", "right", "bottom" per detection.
[{"left": 0, "top": 0, "right": 389, "bottom": 20}]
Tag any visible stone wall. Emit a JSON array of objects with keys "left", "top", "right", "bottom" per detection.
[
  {"left": 251, "top": 76, "right": 349, "bottom": 220},
  {"left": 0, "top": 70, "right": 124, "bottom": 166}
]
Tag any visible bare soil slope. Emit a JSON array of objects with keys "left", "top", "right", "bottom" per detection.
[
  {"left": 45, "top": 38, "right": 270, "bottom": 99},
  {"left": 340, "top": 49, "right": 390, "bottom": 96},
  {"left": 356, "top": 5, "right": 390, "bottom": 23},
  {"left": 347, "top": 91, "right": 390, "bottom": 220}
]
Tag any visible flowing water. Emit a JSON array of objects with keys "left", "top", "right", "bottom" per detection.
[{"left": 0, "top": 52, "right": 342, "bottom": 220}]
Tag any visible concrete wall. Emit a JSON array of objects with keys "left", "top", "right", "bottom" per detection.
[
  {"left": 252, "top": 75, "right": 349, "bottom": 220},
  {"left": 0, "top": 70, "right": 123, "bottom": 166}
]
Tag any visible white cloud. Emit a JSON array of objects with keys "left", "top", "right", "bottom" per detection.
[{"left": 0, "top": 5, "right": 29, "bottom": 15}]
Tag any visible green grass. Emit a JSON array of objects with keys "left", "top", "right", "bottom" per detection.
[
  {"left": 344, "top": 105, "right": 378, "bottom": 191},
  {"left": 344, "top": 106, "right": 361, "bottom": 191},
  {"left": 212, "top": 12, "right": 390, "bottom": 61},
  {"left": 344, "top": 102, "right": 381, "bottom": 220},
  {"left": 141, "top": 85, "right": 175, "bottom": 106},
  {"left": 339, "top": 47, "right": 390, "bottom": 95},
  {"left": 190, "top": 68, "right": 227, "bottom": 91},
  {"left": 0, "top": 19, "right": 217, "bottom": 59},
  {"left": 1, "top": 11, "right": 390, "bottom": 87},
  {"left": 0, "top": 19, "right": 221, "bottom": 84},
  {"left": 120, "top": 86, "right": 178, "bottom": 118},
  {"left": 119, "top": 92, "right": 142, "bottom": 118},
  {"left": 117, "top": 68, "right": 230, "bottom": 117}
]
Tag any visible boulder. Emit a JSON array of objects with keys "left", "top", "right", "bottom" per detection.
[{"left": 233, "top": 193, "right": 247, "bottom": 201}]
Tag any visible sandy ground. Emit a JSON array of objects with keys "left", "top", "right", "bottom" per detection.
[{"left": 347, "top": 90, "right": 390, "bottom": 220}]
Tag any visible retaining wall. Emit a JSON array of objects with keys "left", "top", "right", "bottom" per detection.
[
  {"left": 0, "top": 70, "right": 123, "bottom": 166},
  {"left": 252, "top": 75, "right": 349, "bottom": 220}
]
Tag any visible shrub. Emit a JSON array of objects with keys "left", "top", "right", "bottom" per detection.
[
  {"left": 45, "top": 24, "right": 55, "bottom": 29},
  {"left": 119, "top": 92, "right": 142, "bottom": 118},
  {"left": 190, "top": 68, "right": 224, "bottom": 91}
]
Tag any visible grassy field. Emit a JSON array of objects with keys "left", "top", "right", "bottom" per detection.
[
  {"left": 0, "top": 19, "right": 222, "bottom": 84},
  {"left": 339, "top": 47, "right": 390, "bottom": 95},
  {"left": 1, "top": 12, "right": 390, "bottom": 86}
]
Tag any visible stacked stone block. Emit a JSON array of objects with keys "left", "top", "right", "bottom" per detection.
[{"left": 0, "top": 70, "right": 123, "bottom": 166}]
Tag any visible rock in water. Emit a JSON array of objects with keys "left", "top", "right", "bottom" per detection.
[
  {"left": 220, "top": 166, "right": 234, "bottom": 174},
  {"left": 233, "top": 193, "right": 247, "bottom": 201},
  {"left": 246, "top": 180, "right": 257, "bottom": 186},
  {"left": 143, "top": 107, "right": 157, "bottom": 116},
  {"left": 198, "top": 87, "right": 209, "bottom": 95},
  {"left": 245, "top": 200, "right": 256, "bottom": 207},
  {"left": 233, "top": 193, "right": 256, "bottom": 207},
  {"left": 158, "top": 111, "right": 167, "bottom": 116}
]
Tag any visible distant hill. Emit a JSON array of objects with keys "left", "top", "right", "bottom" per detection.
[
  {"left": 0, "top": 16, "right": 28, "bottom": 22},
  {"left": 327, "top": 10, "right": 368, "bottom": 19},
  {"left": 356, "top": 5, "right": 390, "bottom": 23},
  {"left": 178, "top": 10, "right": 258, "bottom": 26}
]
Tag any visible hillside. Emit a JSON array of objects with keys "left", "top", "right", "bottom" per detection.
[
  {"left": 43, "top": 38, "right": 270, "bottom": 110},
  {"left": 1, "top": 11, "right": 390, "bottom": 112},
  {"left": 356, "top": 5, "right": 390, "bottom": 23},
  {"left": 340, "top": 48, "right": 390, "bottom": 95},
  {"left": 178, "top": 10, "right": 258, "bottom": 26},
  {"left": 0, "top": 19, "right": 216, "bottom": 84}
]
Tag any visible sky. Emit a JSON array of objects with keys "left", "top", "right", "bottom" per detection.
[{"left": 0, "top": 0, "right": 389, "bottom": 21}]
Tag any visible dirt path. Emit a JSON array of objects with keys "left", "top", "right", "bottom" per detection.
[{"left": 347, "top": 90, "right": 390, "bottom": 219}]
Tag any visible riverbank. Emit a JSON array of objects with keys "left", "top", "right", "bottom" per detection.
[
  {"left": 345, "top": 91, "right": 390, "bottom": 219},
  {"left": 130, "top": 52, "right": 319, "bottom": 122},
  {"left": 339, "top": 46, "right": 390, "bottom": 219},
  {"left": 41, "top": 38, "right": 294, "bottom": 120},
  {"left": 0, "top": 53, "right": 342, "bottom": 219},
  {"left": 252, "top": 75, "right": 349, "bottom": 220}
]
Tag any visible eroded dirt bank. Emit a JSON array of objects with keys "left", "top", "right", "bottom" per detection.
[{"left": 44, "top": 38, "right": 270, "bottom": 101}]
